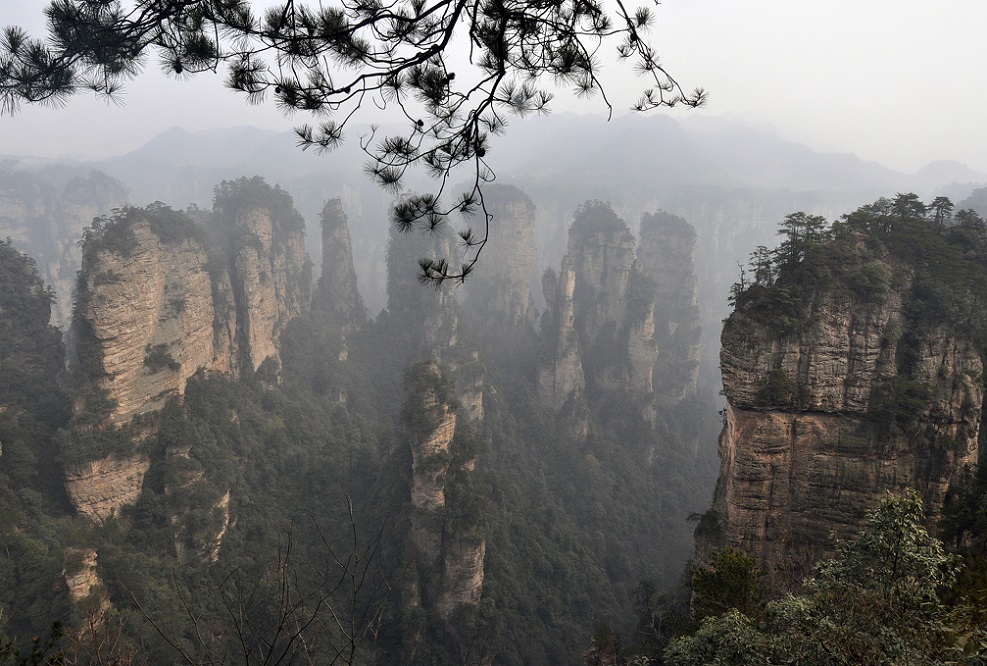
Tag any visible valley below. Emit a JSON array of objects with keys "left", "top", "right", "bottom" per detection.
[{"left": 1, "top": 114, "right": 986, "bottom": 664}]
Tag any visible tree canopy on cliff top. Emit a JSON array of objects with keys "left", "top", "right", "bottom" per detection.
[{"left": 0, "top": 0, "right": 704, "bottom": 283}]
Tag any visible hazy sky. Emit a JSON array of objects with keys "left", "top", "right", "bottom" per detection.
[{"left": 1, "top": 0, "right": 986, "bottom": 173}]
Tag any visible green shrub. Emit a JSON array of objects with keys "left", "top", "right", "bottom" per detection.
[{"left": 143, "top": 344, "right": 180, "bottom": 372}]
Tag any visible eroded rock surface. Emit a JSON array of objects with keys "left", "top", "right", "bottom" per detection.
[
  {"left": 67, "top": 179, "right": 312, "bottom": 521},
  {"left": 538, "top": 203, "right": 703, "bottom": 437},
  {"left": 64, "top": 454, "right": 151, "bottom": 523},
  {"left": 405, "top": 362, "right": 485, "bottom": 622},
  {"left": 701, "top": 248, "right": 982, "bottom": 589},
  {"left": 78, "top": 220, "right": 217, "bottom": 423}
]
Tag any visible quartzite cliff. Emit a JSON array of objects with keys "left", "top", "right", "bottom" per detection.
[
  {"left": 699, "top": 219, "right": 984, "bottom": 589},
  {"left": 66, "top": 178, "right": 311, "bottom": 521},
  {"left": 538, "top": 202, "right": 702, "bottom": 441}
]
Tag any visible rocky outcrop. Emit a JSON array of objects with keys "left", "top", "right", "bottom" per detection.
[
  {"left": 404, "top": 362, "right": 485, "bottom": 621},
  {"left": 60, "top": 547, "right": 113, "bottom": 632},
  {"left": 638, "top": 211, "right": 701, "bottom": 404},
  {"left": 410, "top": 384, "right": 458, "bottom": 514},
  {"left": 211, "top": 178, "right": 311, "bottom": 374},
  {"left": 0, "top": 170, "right": 128, "bottom": 328},
  {"left": 68, "top": 178, "right": 312, "bottom": 521},
  {"left": 318, "top": 198, "right": 365, "bottom": 330},
  {"left": 538, "top": 258, "right": 588, "bottom": 436},
  {"left": 465, "top": 184, "right": 538, "bottom": 331},
  {"left": 74, "top": 180, "right": 312, "bottom": 424},
  {"left": 62, "top": 548, "right": 104, "bottom": 602},
  {"left": 567, "top": 205, "right": 639, "bottom": 385},
  {"left": 64, "top": 454, "right": 151, "bottom": 523},
  {"left": 76, "top": 218, "right": 217, "bottom": 424},
  {"left": 700, "top": 238, "right": 983, "bottom": 590},
  {"left": 537, "top": 203, "right": 703, "bottom": 436}
]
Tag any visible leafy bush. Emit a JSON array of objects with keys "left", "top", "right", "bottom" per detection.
[
  {"left": 665, "top": 493, "right": 987, "bottom": 666},
  {"left": 756, "top": 368, "right": 797, "bottom": 405},
  {"left": 869, "top": 376, "right": 934, "bottom": 435},
  {"left": 143, "top": 344, "right": 180, "bottom": 372}
]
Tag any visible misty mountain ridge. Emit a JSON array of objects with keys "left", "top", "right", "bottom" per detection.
[{"left": 3, "top": 112, "right": 976, "bottom": 206}]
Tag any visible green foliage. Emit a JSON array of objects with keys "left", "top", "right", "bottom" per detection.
[
  {"left": 142, "top": 344, "right": 180, "bottom": 372},
  {"left": 847, "top": 259, "right": 893, "bottom": 304},
  {"left": 729, "top": 194, "right": 987, "bottom": 350},
  {"left": 689, "top": 548, "right": 764, "bottom": 623},
  {"left": 56, "top": 420, "right": 140, "bottom": 469},
  {"left": 664, "top": 493, "right": 987, "bottom": 666},
  {"left": 400, "top": 361, "right": 458, "bottom": 437},
  {"left": 212, "top": 176, "right": 306, "bottom": 235},
  {"left": 755, "top": 368, "right": 798, "bottom": 406},
  {"left": 869, "top": 376, "right": 935, "bottom": 436},
  {"left": 940, "top": 467, "right": 987, "bottom": 633},
  {"left": 80, "top": 203, "right": 207, "bottom": 260},
  {"left": 0, "top": 623, "right": 66, "bottom": 666},
  {"left": 0, "top": 178, "right": 721, "bottom": 666},
  {"left": 571, "top": 201, "right": 633, "bottom": 237}
]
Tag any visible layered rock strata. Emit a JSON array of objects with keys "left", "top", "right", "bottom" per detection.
[
  {"left": 211, "top": 178, "right": 311, "bottom": 373},
  {"left": 318, "top": 198, "right": 366, "bottom": 330},
  {"left": 68, "top": 179, "right": 311, "bottom": 521},
  {"left": 405, "top": 362, "right": 485, "bottom": 621},
  {"left": 464, "top": 184, "right": 538, "bottom": 331},
  {"left": 537, "top": 203, "right": 702, "bottom": 434},
  {"left": 62, "top": 548, "right": 102, "bottom": 601},
  {"left": 77, "top": 219, "right": 216, "bottom": 423},
  {"left": 701, "top": 252, "right": 982, "bottom": 589},
  {"left": 64, "top": 454, "right": 151, "bottom": 523}
]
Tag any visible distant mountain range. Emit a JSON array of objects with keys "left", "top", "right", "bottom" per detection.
[
  {"left": 6, "top": 112, "right": 981, "bottom": 208},
  {"left": 3, "top": 112, "right": 985, "bottom": 319}
]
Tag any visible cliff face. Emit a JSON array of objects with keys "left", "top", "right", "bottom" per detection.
[
  {"left": 465, "top": 184, "right": 538, "bottom": 331},
  {"left": 0, "top": 170, "right": 128, "bottom": 328},
  {"left": 702, "top": 234, "right": 983, "bottom": 589},
  {"left": 0, "top": 239, "right": 66, "bottom": 402},
  {"left": 538, "top": 257, "right": 585, "bottom": 413},
  {"left": 64, "top": 454, "right": 152, "bottom": 523},
  {"left": 537, "top": 203, "right": 702, "bottom": 435},
  {"left": 212, "top": 178, "right": 312, "bottom": 373},
  {"left": 318, "top": 198, "right": 365, "bottom": 330},
  {"left": 67, "top": 179, "right": 312, "bottom": 521},
  {"left": 77, "top": 219, "right": 217, "bottom": 424},
  {"left": 404, "top": 362, "right": 485, "bottom": 621},
  {"left": 76, "top": 182, "right": 312, "bottom": 423},
  {"left": 638, "top": 211, "right": 702, "bottom": 405}
]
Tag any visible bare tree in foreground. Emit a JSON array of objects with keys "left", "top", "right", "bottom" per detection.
[{"left": 136, "top": 498, "right": 400, "bottom": 666}]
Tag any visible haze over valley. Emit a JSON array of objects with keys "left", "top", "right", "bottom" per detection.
[{"left": 2, "top": 0, "right": 987, "bottom": 662}]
